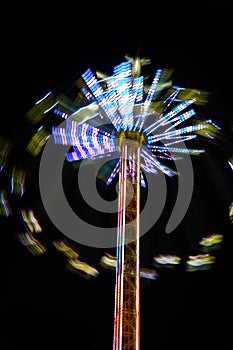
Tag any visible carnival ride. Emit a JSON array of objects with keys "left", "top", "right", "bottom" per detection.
[{"left": 1, "top": 53, "right": 232, "bottom": 349}]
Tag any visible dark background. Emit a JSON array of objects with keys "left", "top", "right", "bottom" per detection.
[{"left": 2, "top": 2, "right": 233, "bottom": 349}]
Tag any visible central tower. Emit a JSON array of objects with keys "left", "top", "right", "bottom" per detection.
[{"left": 113, "top": 131, "right": 145, "bottom": 350}]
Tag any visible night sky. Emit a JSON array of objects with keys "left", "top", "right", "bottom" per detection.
[{"left": 3, "top": 3, "right": 233, "bottom": 349}]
